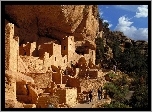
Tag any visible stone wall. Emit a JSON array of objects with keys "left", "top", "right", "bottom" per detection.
[
  {"left": 61, "top": 36, "right": 68, "bottom": 57},
  {"left": 61, "top": 55, "right": 68, "bottom": 70},
  {"left": 17, "top": 56, "right": 29, "bottom": 73},
  {"left": 20, "top": 41, "right": 69, "bottom": 72},
  {"left": 66, "top": 88, "right": 77, "bottom": 107},
  {"left": 49, "top": 54, "right": 67, "bottom": 70},
  {"left": 20, "top": 42, "right": 31, "bottom": 56},
  {"left": 52, "top": 43, "right": 61, "bottom": 62},
  {"left": 61, "top": 75, "right": 81, "bottom": 104},
  {"left": 5, "top": 23, "right": 19, "bottom": 72},
  {"left": 30, "top": 42, "right": 37, "bottom": 56},
  {"left": 61, "top": 36, "right": 77, "bottom": 67},
  {"left": 84, "top": 49, "right": 95, "bottom": 65},
  {"left": 86, "top": 49, "right": 96, "bottom": 65},
  {"left": 67, "top": 36, "right": 75, "bottom": 63},
  {"left": 55, "top": 88, "right": 77, "bottom": 107},
  {"left": 64, "top": 66, "right": 75, "bottom": 76},
  {"left": 43, "top": 52, "right": 50, "bottom": 71},
  {"left": 5, "top": 70, "right": 16, "bottom": 101},
  {"left": 39, "top": 42, "right": 68, "bottom": 70},
  {"left": 38, "top": 42, "right": 53, "bottom": 58}
]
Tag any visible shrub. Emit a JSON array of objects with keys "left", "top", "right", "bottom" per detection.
[
  {"left": 129, "top": 84, "right": 148, "bottom": 108},
  {"left": 103, "top": 101, "right": 130, "bottom": 108},
  {"left": 103, "top": 82, "right": 129, "bottom": 102},
  {"left": 107, "top": 72, "right": 116, "bottom": 79}
]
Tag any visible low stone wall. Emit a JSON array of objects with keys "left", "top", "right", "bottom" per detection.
[
  {"left": 54, "top": 88, "right": 77, "bottom": 107},
  {"left": 66, "top": 88, "right": 77, "bottom": 107}
]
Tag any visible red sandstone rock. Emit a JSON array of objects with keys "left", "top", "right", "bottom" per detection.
[{"left": 5, "top": 5, "right": 99, "bottom": 45}]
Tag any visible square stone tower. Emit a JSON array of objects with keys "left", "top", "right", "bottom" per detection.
[
  {"left": 5, "top": 23, "right": 19, "bottom": 72},
  {"left": 61, "top": 36, "right": 76, "bottom": 66}
]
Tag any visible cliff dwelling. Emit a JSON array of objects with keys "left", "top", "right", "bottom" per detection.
[
  {"left": 5, "top": 5, "right": 146, "bottom": 109},
  {"left": 2, "top": 1, "right": 150, "bottom": 110}
]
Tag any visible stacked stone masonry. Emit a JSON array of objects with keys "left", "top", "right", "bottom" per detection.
[
  {"left": 5, "top": 22, "right": 105, "bottom": 108},
  {"left": 55, "top": 88, "right": 77, "bottom": 107}
]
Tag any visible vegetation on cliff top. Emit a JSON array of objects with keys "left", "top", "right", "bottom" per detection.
[{"left": 96, "top": 18, "right": 149, "bottom": 108}]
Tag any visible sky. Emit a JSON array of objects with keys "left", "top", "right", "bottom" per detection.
[{"left": 98, "top": 5, "right": 148, "bottom": 41}]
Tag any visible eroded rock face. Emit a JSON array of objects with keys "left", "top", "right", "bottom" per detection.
[{"left": 5, "top": 5, "right": 99, "bottom": 45}]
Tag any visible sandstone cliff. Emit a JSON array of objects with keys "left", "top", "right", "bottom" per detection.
[{"left": 5, "top": 5, "right": 99, "bottom": 46}]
